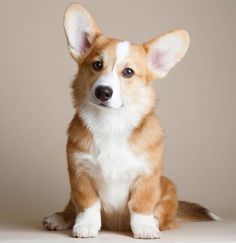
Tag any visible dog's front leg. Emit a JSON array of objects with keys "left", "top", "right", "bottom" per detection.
[
  {"left": 69, "top": 164, "right": 101, "bottom": 238},
  {"left": 129, "top": 172, "right": 162, "bottom": 239}
]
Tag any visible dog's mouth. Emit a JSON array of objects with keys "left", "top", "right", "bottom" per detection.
[
  {"left": 97, "top": 102, "right": 112, "bottom": 109},
  {"left": 99, "top": 102, "right": 108, "bottom": 107},
  {"left": 88, "top": 100, "right": 111, "bottom": 109},
  {"left": 88, "top": 99, "right": 123, "bottom": 110}
]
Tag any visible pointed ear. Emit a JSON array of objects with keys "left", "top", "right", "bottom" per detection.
[
  {"left": 144, "top": 30, "right": 190, "bottom": 80},
  {"left": 64, "top": 4, "right": 101, "bottom": 62}
]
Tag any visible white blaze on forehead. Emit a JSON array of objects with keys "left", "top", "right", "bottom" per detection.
[{"left": 115, "top": 41, "right": 130, "bottom": 67}]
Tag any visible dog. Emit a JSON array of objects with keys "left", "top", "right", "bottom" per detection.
[{"left": 43, "top": 3, "right": 219, "bottom": 239}]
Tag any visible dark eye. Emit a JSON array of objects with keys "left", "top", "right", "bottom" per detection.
[
  {"left": 122, "top": 67, "right": 134, "bottom": 78},
  {"left": 92, "top": 60, "right": 103, "bottom": 71}
]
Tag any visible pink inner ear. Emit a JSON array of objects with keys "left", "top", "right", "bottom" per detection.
[
  {"left": 150, "top": 50, "right": 163, "bottom": 69},
  {"left": 80, "top": 32, "right": 91, "bottom": 52},
  {"left": 149, "top": 47, "right": 173, "bottom": 71}
]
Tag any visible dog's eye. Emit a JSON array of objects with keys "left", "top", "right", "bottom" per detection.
[
  {"left": 122, "top": 67, "right": 134, "bottom": 78},
  {"left": 92, "top": 60, "right": 103, "bottom": 71}
]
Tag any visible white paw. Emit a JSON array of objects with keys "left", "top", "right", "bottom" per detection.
[
  {"left": 130, "top": 211, "right": 161, "bottom": 239},
  {"left": 72, "top": 224, "right": 99, "bottom": 238},
  {"left": 133, "top": 226, "right": 161, "bottom": 239},
  {"left": 72, "top": 201, "right": 101, "bottom": 238},
  {"left": 43, "top": 213, "right": 72, "bottom": 231}
]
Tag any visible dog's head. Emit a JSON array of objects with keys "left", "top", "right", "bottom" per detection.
[{"left": 64, "top": 4, "right": 189, "bottom": 111}]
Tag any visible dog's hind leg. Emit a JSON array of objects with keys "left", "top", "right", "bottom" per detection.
[
  {"left": 154, "top": 176, "right": 178, "bottom": 231},
  {"left": 43, "top": 199, "right": 75, "bottom": 231}
]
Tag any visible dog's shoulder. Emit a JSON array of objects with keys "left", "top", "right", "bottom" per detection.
[{"left": 67, "top": 114, "right": 92, "bottom": 152}]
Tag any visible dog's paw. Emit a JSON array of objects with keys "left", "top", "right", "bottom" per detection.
[
  {"left": 72, "top": 201, "right": 101, "bottom": 238},
  {"left": 72, "top": 224, "right": 99, "bottom": 238},
  {"left": 130, "top": 212, "right": 161, "bottom": 239},
  {"left": 43, "top": 213, "right": 72, "bottom": 231},
  {"left": 132, "top": 226, "right": 161, "bottom": 239}
]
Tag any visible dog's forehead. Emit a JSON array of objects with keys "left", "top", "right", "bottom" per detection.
[{"left": 89, "top": 37, "right": 146, "bottom": 64}]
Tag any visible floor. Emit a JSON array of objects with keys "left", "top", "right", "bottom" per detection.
[{"left": 0, "top": 218, "right": 236, "bottom": 243}]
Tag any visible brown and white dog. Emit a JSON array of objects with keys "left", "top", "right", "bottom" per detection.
[{"left": 43, "top": 4, "right": 219, "bottom": 239}]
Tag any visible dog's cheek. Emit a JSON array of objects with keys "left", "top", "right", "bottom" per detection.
[
  {"left": 121, "top": 78, "right": 142, "bottom": 105},
  {"left": 79, "top": 67, "right": 97, "bottom": 90}
]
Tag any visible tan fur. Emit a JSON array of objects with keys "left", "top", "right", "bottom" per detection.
[
  {"left": 177, "top": 201, "right": 215, "bottom": 222},
  {"left": 66, "top": 116, "right": 97, "bottom": 212},
  {"left": 155, "top": 176, "right": 179, "bottom": 230}
]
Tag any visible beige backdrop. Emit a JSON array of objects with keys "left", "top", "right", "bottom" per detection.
[{"left": 0, "top": 0, "right": 235, "bottom": 222}]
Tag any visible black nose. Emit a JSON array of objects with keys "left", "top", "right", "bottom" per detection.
[{"left": 95, "top": 85, "right": 113, "bottom": 102}]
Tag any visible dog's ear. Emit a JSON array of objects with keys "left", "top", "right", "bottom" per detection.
[
  {"left": 64, "top": 4, "right": 101, "bottom": 62},
  {"left": 144, "top": 30, "right": 190, "bottom": 80}
]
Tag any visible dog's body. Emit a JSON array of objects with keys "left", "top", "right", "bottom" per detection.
[{"left": 43, "top": 4, "right": 217, "bottom": 239}]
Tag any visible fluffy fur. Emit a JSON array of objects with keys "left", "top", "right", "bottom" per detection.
[{"left": 43, "top": 4, "right": 218, "bottom": 239}]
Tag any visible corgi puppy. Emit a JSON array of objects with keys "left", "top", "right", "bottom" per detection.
[{"left": 43, "top": 4, "right": 218, "bottom": 239}]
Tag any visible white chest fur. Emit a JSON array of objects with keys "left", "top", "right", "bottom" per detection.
[
  {"left": 74, "top": 106, "right": 150, "bottom": 214},
  {"left": 74, "top": 132, "right": 149, "bottom": 213}
]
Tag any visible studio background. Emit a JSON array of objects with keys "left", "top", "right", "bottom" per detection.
[{"left": 0, "top": 0, "right": 235, "bottom": 222}]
